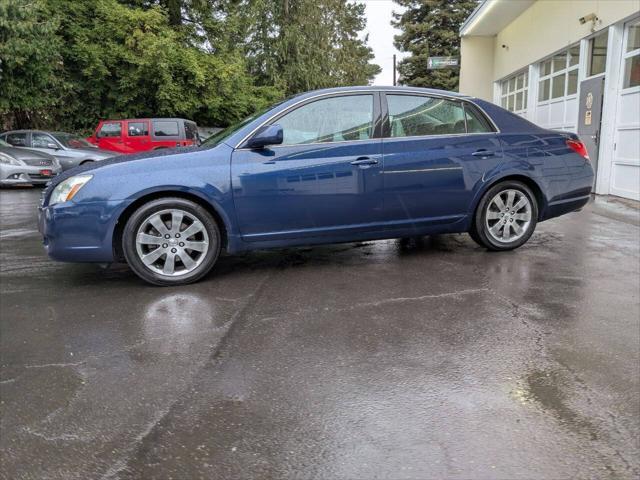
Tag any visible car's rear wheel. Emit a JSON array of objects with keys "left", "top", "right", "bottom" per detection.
[
  {"left": 122, "top": 198, "right": 220, "bottom": 286},
  {"left": 469, "top": 180, "right": 538, "bottom": 251}
]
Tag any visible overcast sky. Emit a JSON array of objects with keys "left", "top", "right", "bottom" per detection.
[{"left": 357, "top": 0, "right": 408, "bottom": 86}]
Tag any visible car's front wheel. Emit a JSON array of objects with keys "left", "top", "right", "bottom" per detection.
[
  {"left": 123, "top": 198, "right": 221, "bottom": 285},
  {"left": 469, "top": 180, "right": 538, "bottom": 251}
]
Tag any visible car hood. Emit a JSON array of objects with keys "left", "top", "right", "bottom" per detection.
[
  {"left": 44, "top": 146, "right": 203, "bottom": 198},
  {"left": 0, "top": 146, "right": 55, "bottom": 161}
]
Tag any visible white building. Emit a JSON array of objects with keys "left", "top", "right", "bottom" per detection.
[{"left": 459, "top": 0, "right": 640, "bottom": 201}]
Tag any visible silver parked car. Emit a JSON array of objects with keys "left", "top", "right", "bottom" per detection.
[
  {"left": 0, "top": 130, "right": 115, "bottom": 171},
  {"left": 0, "top": 139, "right": 61, "bottom": 186}
]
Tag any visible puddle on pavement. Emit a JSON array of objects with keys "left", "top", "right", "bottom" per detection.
[{"left": 513, "top": 369, "right": 601, "bottom": 441}]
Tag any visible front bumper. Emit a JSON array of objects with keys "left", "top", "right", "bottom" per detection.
[
  {"left": 38, "top": 199, "right": 132, "bottom": 262},
  {"left": 1, "top": 164, "right": 61, "bottom": 185}
]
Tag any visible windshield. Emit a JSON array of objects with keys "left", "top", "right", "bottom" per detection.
[
  {"left": 51, "top": 133, "right": 96, "bottom": 149},
  {"left": 0, "top": 139, "right": 10, "bottom": 147},
  {"left": 202, "top": 99, "right": 286, "bottom": 148}
]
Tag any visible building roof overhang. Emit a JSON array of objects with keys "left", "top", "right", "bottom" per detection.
[{"left": 460, "top": 0, "right": 535, "bottom": 37}]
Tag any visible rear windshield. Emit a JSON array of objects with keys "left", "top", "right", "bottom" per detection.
[{"left": 184, "top": 122, "right": 198, "bottom": 141}]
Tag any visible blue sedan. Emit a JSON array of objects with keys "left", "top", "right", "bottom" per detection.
[{"left": 38, "top": 87, "right": 594, "bottom": 285}]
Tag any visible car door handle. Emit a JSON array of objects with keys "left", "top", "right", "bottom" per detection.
[
  {"left": 472, "top": 149, "right": 495, "bottom": 157},
  {"left": 350, "top": 157, "right": 378, "bottom": 166}
]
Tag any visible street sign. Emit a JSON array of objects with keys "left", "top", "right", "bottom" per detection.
[{"left": 427, "top": 56, "right": 459, "bottom": 69}]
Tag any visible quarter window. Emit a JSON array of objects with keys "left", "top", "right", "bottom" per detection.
[
  {"left": 275, "top": 95, "right": 374, "bottom": 145},
  {"left": 98, "top": 122, "right": 122, "bottom": 138},
  {"left": 623, "top": 20, "right": 640, "bottom": 89},
  {"left": 538, "top": 45, "right": 580, "bottom": 101},
  {"left": 153, "top": 121, "right": 180, "bottom": 137},
  {"left": 500, "top": 71, "right": 528, "bottom": 114},
  {"left": 128, "top": 121, "right": 148, "bottom": 137},
  {"left": 387, "top": 95, "right": 466, "bottom": 137}
]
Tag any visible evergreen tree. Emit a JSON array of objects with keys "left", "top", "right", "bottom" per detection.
[
  {"left": 247, "top": 0, "right": 380, "bottom": 94},
  {"left": 393, "top": 0, "right": 476, "bottom": 90}
]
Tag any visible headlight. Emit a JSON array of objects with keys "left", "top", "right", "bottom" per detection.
[
  {"left": 0, "top": 152, "right": 23, "bottom": 166},
  {"left": 49, "top": 175, "right": 93, "bottom": 205}
]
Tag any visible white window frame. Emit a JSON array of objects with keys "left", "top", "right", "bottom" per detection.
[
  {"left": 499, "top": 70, "right": 529, "bottom": 115},
  {"left": 537, "top": 45, "right": 580, "bottom": 105},
  {"left": 621, "top": 18, "right": 640, "bottom": 92}
]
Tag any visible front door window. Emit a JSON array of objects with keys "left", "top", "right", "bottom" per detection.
[
  {"left": 275, "top": 94, "right": 374, "bottom": 145},
  {"left": 32, "top": 133, "right": 56, "bottom": 149}
]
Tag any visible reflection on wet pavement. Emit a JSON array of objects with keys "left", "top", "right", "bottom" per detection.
[{"left": 1, "top": 189, "right": 639, "bottom": 479}]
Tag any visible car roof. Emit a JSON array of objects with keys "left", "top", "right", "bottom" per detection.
[
  {"left": 291, "top": 85, "right": 470, "bottom": 101},
  {"left": 99, "top": 118, "right": 194, "bottom": 123}
]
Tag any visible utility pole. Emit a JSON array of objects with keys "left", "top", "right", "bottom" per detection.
[{"left": 393, "top": 54, "right": 397, "bottom": 86}]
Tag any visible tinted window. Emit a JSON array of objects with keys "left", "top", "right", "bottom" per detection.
[
  {"left": 184, "top": 121, "right": 198, "bottom": 140},
  {"left": 387, "top": 95, "right": 466, "bottom": 137},
  {"left": 5, "top": 132, "right": 27, "bottom": 147},
  {"left": 276, "top": 95, "right": 374, "bottom": 145},
  {"left": 128, "top": 121, "right": 148, "bottom": 137},
  {"left": 98, "top": 122, "right": 122, "bottom": 138},
  {"left": 153, "top": 121, "right": 180, "bottom": 137},
  {"left": 32, "top": 133, "right": 56, "bottom": 148},
  {"left": 464, "top": 105, "right": 493, "bottom": 133}
]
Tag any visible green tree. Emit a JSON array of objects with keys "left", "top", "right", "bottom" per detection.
[
  {"left": 0, "top": 0, "right": 63, "bottom": 129},
  {"left": 247, "top": 0, "right": 380, "bottom": 95},
  {"left": 393, "top": 0, "right": 476, "bottom": 90}
]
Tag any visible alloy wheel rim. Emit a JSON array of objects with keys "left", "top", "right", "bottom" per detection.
[
  {"left": 135, "top": 209, "right": 209, "bottom": 276},
  {"left": 485, "top": 189, "right": 532, "bottom": 243}
]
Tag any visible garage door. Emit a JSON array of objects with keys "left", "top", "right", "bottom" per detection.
[{"left": 611, "top": 18, "right": 640, "bottom": 200}]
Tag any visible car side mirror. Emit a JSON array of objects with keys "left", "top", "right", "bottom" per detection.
[
  {"left": 245, "top": 124, "right": 283, "bottom": 149},
  {"left": 46, "top": 143, "right": 59, "bottom": 150}
]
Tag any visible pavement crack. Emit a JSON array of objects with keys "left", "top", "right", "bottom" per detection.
[
  {"left": 350, "top": 288, "right": 490, "bottom": 309},
  {"left": 99, "top": 271, "right": 275, "bottom": 480},
  {"left": 24, "top": 361, "right": 85, "bottom": 369}
]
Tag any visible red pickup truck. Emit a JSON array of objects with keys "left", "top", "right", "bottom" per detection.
[{"left": 87, "top": 118, "right": 200, "bottom": 153}]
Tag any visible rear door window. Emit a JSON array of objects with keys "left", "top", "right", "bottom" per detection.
[
  {"left": 98, "top": 122, "right": 122, "bottom": 138},
  {"left": 128, "top": 121, "right": 149, "bottom": 137},
  {"left": 5, "top": 132, "right": 28, "bottom": 146},
  {"left": 463, "top": 104, "right": 494, "bottom": 133},
  {"left": 153, "top": 121, "right": 180, "bottom": 137},
  {"left": 386, "top": 95, "right": 466, "bottom": 137}
]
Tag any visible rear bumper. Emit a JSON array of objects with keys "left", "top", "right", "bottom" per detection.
[{"left": 38, "top": 199, "right": 131, "bottom": 262}]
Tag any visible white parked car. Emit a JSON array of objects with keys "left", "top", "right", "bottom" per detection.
[{"left": 0, "top": 140, "right": 61, "bottom": 186}]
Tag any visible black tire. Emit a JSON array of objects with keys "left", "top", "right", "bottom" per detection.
[
  {"left": 122, "top": 197, "right": 221, "bottom": 286},
  {"left": 80, "top": 160, "right": 95, "bottom": 166},
  {"left": 469, "top": 180, "right": 538, "bottom": 251}
]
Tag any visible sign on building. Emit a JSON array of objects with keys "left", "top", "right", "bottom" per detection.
[{"left": 427, "top": 56, "right": 459, "bottom": 69}]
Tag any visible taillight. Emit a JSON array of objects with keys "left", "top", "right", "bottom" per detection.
[{"left": 566, "top": 139, "right": 590, "bottom": 161}]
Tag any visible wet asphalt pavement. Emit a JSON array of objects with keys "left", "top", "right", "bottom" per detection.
[{"left": 0, "top": 188, "right": 639, "bottom": 480}]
